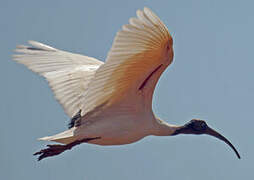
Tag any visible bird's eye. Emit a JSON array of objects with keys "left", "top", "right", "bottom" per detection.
[{"left": 200, "top": 122, "right": 206, "bottom": 129}]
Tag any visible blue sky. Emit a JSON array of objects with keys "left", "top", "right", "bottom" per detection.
[{"left": 0, "top": 0, "right": 253, "bottom": 179}]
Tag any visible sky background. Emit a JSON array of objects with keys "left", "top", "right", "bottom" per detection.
[{"left": 0, "top": 0, "right": 253, "bottom": 179}]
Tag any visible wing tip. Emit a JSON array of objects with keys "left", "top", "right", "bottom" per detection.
[
  {"left": 14, "top": 40, "right": 57, "bottom": 53},
  {"left": 143, "top": 7, "right": 150, "bottom": 12}
]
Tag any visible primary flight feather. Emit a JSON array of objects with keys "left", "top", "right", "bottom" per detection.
[{"left": 13, "top": 7, "right": 240, "bottom": 161}]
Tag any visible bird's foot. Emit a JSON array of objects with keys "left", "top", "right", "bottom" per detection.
[
  {"left": 34, "top": 137, "right": 101, "bottom": 161},
  {"left": 33, "top": 144, "right": 71, "bottom": 161}
]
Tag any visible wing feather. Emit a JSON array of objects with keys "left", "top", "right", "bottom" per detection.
[
  {"left": 13, "top": 41, "right": 103, "bottom": 117},
  {"left": 80, "top": 7, "right": 174, "bottom": 117}
]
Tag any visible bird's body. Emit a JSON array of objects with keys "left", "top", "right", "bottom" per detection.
[
  {"left": 13, "top": 7, "right": 240, "bottom": 160},
  {"left": 77, "top": 106, "right": 151, "bottom": 146},
  {"left": 47, "top": 74, "right": 176, "bottom": 146},
  {"left": 71, "top": 105, "right": 176, "bottom": 146}
]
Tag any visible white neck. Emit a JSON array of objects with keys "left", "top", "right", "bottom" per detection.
[{"left": 151, "top": 117, "right": 180, "bottom": 136}]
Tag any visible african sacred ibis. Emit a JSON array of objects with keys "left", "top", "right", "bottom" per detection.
[{"left": 13, "top": 7, "right": 240, "bottom": 161}]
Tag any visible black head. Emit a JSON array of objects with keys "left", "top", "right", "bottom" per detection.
[
  {"left": 172, "top": 119, "right": 241, "bottom": 159},
  {"left": 183, "top": 119, "right": 208, "bottom": 134}
]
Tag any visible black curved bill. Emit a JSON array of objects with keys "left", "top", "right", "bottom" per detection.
[{"left": 205, "top": 127, "right": 240, "bottom": 159}]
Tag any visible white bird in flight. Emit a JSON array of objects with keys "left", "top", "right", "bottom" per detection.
[{"left": 13, "top": 7, "right": 240, "bottom": 161}]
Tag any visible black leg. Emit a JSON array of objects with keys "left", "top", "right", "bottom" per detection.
[{"left": 34, "top": 137, "right": 101, "bottom": 161}]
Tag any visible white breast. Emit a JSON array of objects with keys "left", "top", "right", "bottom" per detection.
[{"left": 74, "top": 101, "right": 154, "bottom": 145}]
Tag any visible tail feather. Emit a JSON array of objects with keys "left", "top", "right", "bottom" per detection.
[{"left": 38, "top": 129, "right": 76, "bottom": 144}]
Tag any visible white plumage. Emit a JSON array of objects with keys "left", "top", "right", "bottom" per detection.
[
  {"left": 13, "top": 41, "right": 103, "bottom": 117},
  {"left": 13, "top": 7, "right": 240, "bottom": 160}
]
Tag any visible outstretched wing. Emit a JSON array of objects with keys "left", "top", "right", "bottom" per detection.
[
  {"left": 13, "top": 41, "right": 103, "bottom": 117},
  {"left": 80, "top": 7, "right": 174, "bottom": 116}
]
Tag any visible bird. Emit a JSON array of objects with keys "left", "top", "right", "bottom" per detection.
[{"left": 13, "top": 7, "right": 240, "bottom": 161}]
